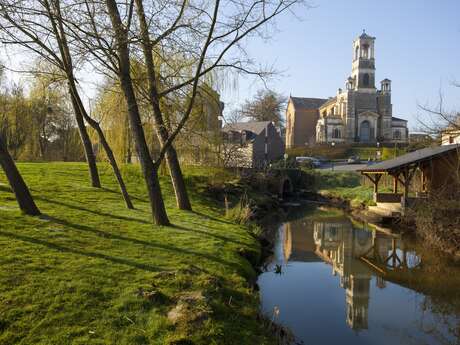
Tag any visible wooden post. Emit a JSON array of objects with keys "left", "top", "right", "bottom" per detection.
[
  {"left": 421, "top": 169, "right": 426, "bottom": 192},
  {"left": 403, "top": 169, "right": 409, "bottom": 197},
  {"left": 374, "top": 175, "right": 381, "bottom": 194},
  {"left": 393, "top": 174, "right": 398, "bottom": 193}
]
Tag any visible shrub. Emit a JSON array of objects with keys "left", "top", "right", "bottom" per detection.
[
  {"left": 225, "top": 193, "right": 253, "bottom": 224},
  {"left": 412, "top": 191, "right": 460, "bottom": 254}
]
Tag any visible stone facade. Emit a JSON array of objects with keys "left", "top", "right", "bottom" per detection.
[
  {"left": 222, "top": 121, "right": 285, "bottom": 168},
  {"left": 286, "top": 31, "right": 409, "bottom": 148}
]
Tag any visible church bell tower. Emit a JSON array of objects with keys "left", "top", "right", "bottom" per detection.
[{"left": 351, "top": 30, "right": 376, "bottom": 91}]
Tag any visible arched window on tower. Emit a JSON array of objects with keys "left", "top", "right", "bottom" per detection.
[
  {"left": 332, "top": 128, "right": 341, "bottom": 139},
  {"left": 363, "top": 73, "right": 370, "bottom": 86},
  {"left": 355, "top": 46, "right": 359, "bottom": 60},
  {"left": 362, "top": 44, "right": 369, "bottom": 58}
]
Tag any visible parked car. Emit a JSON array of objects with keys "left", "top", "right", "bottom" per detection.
[
  {"left": 347, "top": 155, "right": 361, "bottom": 164},
  {"left": 316, "top": 156, "right": 330, "bottom": 164},
  {"left": 296, "top": 156, "right": 322, "bottom": 168}
]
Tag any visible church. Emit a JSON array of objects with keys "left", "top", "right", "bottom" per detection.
[{"left": 285, "top": 31, "right": 409, "bottom": 148}]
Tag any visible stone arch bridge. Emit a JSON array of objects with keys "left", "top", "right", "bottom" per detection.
[{"left": 266, "top": 168, "right": 306, "bottom": 198}]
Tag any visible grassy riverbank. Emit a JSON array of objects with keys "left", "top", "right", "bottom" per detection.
[
  {"left": 311, "top": 170, "right": 376, "bottom": 207},
  {"left": 0, "top": 163, "right": 275, "bottom": 345}
]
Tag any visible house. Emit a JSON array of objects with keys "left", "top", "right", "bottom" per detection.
[
  {"left": 441, "top": 117, "right": 460, "bottom": 145},
  {"left": 409, "top": 132, "right": 434, "bottom": 144},
  {"left": 285, "top": 31, "right": 409, "bottom": 147},
  {"left": 221, "top": 121, "right": 284, "bottom": 168}
]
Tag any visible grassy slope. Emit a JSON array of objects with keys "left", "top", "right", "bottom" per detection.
[
  {"left": 312, "top": 170, "right": 376, "bottom": 207},
  {"left": 0, "top": 163, "right": 274, "bottom": 345}
]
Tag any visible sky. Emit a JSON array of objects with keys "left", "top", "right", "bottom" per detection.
[
  {"left": 222, "top": 0, "right": 460, "bottom": 130},
  {"left": 1, "top": 0, "right": 459, "bottom": 131}
]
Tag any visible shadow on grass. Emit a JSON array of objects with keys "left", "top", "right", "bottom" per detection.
[
  {"left": 0, "top": 184, "right": 12, "bottom": 193},
  {"left": 191, "top": 210, "right": 234, "bottom": 225},
  {"left": 35, "top": 215, "right": 242, "bottom": 270},
  {"left": 101, "top": 187, "right": 148, "bottom": 203},
  {"left": 0, "top": 229, "right": 163, "bottom": 272},
  {"left": 35, "top": 196, "right": 249, "bottom": 248},
  {"left": 35, "top": 196, "right": 151, "bottom": 225},
  {"left": 171, "top": 223, "right": 248, "bottom": 247}
]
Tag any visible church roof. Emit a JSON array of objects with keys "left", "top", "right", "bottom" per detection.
[
  {"left": 392, "top": 117, "right": 408, "bottom": 122},
  {"left": 290, "top": 96, "right": 328, "bottom": 110},
  {"left": 322, "top": 97, "right": 337, "bottom": 107},
  {"left": 359, "top": 30, "right": 375, "bottom": 40},
  {"left": 222, "top": 121, "right": 271, "bottom": 135}
]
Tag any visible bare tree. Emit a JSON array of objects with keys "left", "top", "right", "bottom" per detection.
[
  {"left": 237, "top": 89, "right": 287, "bottom": 127},
  {"left": 60, "top": 0, "right": 304, "bottom": 224},
  {"left": 0, "top": 133, "right": 40, "bottom": 215},
  {"left": 100, "top": 0, "right": 170, "bottom": 224},
  {"left": 0, "top": 0, "right": 134, "bottom": 209},
  {"left": 417, "top": 85, "right": 460, "bottom": 138}
]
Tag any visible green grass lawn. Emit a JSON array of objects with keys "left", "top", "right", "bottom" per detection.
[
  {"left": 311, "top": 170, "right": 376, "bottom": 207},
  {"left": 0, "top": 163, "right": 274, "bottom": 345}
]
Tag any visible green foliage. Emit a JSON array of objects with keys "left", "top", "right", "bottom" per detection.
[
  {"left": 287, "top": 144, "right": 407, "bottom": 160},
  {"left": 0, "top": 163, "right": 275, "bottom": 344},
  {"left": 0, "top": 74, "right": 84, "bottom": 162},
  {"left": 287, "top": 144, "right": 349, "bottom": 159},
  {"left": 381, "top": 146, "right": 407, "bottom": 160},
  {"left": 312, "top": 170, "right": 361, "bottom": 189},
  {"left": 225, "top": 193, "right": 253, "bottom": 224},
  {"left": 94, "top": 81, "right": 133, "bottom": 164},
  {"left": 311, "top": 170, "right": 375, "bottom": 207}
]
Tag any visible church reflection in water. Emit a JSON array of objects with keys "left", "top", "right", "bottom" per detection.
[{"left": 282, "top": 216, "right": 410, "bottom": 331}]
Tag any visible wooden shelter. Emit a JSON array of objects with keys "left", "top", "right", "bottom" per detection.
[{"left": 359, "top": 144, "right": 460, "bottom": 213}]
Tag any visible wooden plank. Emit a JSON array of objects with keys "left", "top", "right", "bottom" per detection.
[{"left": 360, "top": 257, "right": 387, "bottom": 275}]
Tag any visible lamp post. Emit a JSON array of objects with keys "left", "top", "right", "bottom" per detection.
[
  {"left": 376, "top": 141, "right": 380, "bottom": 161},
  {"left": 331, "top": 142, "right": 335, "bottom": 171}
]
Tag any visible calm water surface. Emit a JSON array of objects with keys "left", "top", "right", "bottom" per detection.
[{"left": 258, "top": 206, "right": 460, "bottom": 345}]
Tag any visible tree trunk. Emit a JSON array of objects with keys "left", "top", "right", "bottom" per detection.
[
  {"left": 74, "top": 102, "right": 101, "bottom": 188},
  {"left": 68, "top": 86, "right": 134, "bottom": 209},
  {"left": 134, "top": 0, "right": 192, "bottom": 211},
  {"left": 126, "top": 116, "right": 132, "bottom": 164},
  {"left": 118, "top": 79, "right": 168, "bottom": 224},
  {"left": 0, "top": 134, "right": 40, "bottom": 216},
  {"left": 165, "top": 147, "right": 191, "bottom": 210},
  {"left": 105, "top": 0, "right": 169, "bottom": 225}
]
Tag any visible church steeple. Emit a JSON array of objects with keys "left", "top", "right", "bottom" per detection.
[{"left": 351, "top": 30, "right": 376, "bottom": 91}]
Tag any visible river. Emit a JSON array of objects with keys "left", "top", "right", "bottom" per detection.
[{"left": 258, "top": 205, "right": 460, "bottom": 345}]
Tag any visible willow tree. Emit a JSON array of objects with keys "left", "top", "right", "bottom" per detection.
[{"left": 94, "top": 82, "right": 133, "bottom": 164}]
